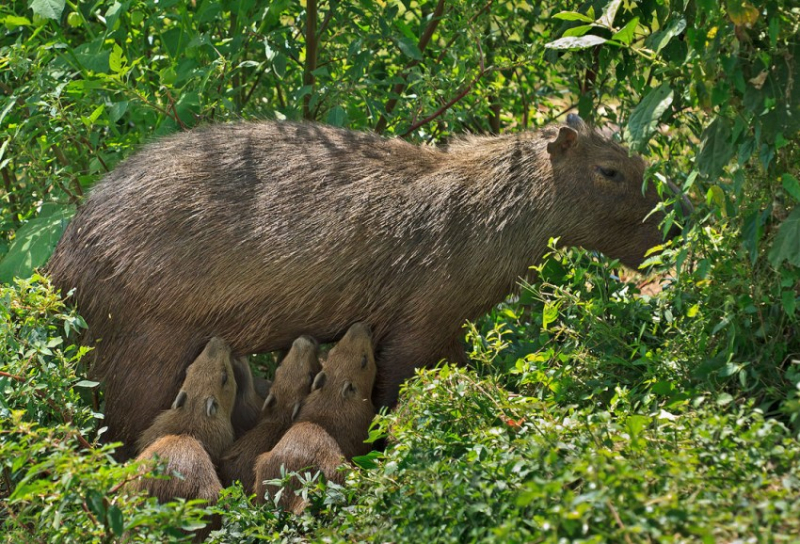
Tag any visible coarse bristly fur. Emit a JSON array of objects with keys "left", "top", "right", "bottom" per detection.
[
  {"left": 253, "top": 322, "right": 376, "bottom": 513},
  {"left": 218, "top": 335, "right": 321, "bottom": 492},
  {"left": 46, "top": 115, "right": 686, "bottom": 459}
]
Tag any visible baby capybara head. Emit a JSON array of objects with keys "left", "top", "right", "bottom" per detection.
[
  {"left": 547, "top": 113, "right": 684, "bottom": 269},
  {"left": 175, "top": 336, "right": 238, "bottom": 421},
  {"left": 262, "top": 335, "right": 321, "bottom": 419},
  {"left": 312, "top": 322, "right": 376, "bottom": 402}
]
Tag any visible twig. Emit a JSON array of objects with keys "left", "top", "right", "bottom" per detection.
[
  {"left": 374, "top": 0, "right": 447, "bottom": 133},
  {"left": 0, "top": 370, "right": 24, "bottom": 382},
  {"left": 1, "top": 167, "right": 17, "bottom": 214},
  {"left": 164, "top": 89, "right": 188, "bottom": 130},
  {"left": 399, "top": 40, "right": 487, "bottom": 138},
  {"left": 317, "top": 0, "right": 337, "bottom": 39},
  {"left": 303, "top": 0, "right": 318, "bottom": 120},
  {"left": 606, "top": 499, "right": 633, "bottom": 544}
]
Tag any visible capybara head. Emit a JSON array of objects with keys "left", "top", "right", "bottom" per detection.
[
  {"left": 135, "top": 336, "right": 237, "bottom": 460},
  {"left": 311, "top": 322, "right": 376, "bottom": 404},
  {"left": 176, "top": 336, "right": 237, "bottom": 420},
  {"left": 262, "top": 335, "right": 321, "bottom": 420},
  {"left": 547, "top": 113, "right": 681, "bottom": 268}
]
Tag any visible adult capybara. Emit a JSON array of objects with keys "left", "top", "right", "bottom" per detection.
[
  {"left": 253, "top": 322, "right": 376, "bottom": 512},
  {"left": 219, "top": 336, "right": 321, "bottom": 492},
  {"left": 128, "top": 336, "right": 236, "bottom": 532},
  {"left": 46, "top": 114, "right": 685, "bottom": 459}
]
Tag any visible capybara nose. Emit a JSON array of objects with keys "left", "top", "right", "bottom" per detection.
[
  {"left": 204, "top": 337, "right": 230, "bottom": 359},
  {"left": 294, "top": 335, "right": 320, "bottom": 349},
  {"left": 349, "top": 322, "right": 372, "bottom": 339}
]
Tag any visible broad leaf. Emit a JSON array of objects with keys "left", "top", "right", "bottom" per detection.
[
  {"left": 769, "top": 207, "right": 800, "bottom": 268},
  {"left": 624, "top": 83, "right": 673, "bottom": 150},
  {"left": 29, "top": 0, "right": 65, "bottom": 20},
  {"left": 545, "top": 35, "right": 607, "bottom": 50},
  {"left": 697, "top": 118, "right": 734, "bottom": 179},
  {"left": 552, "top": 11, "right": 593, "bottom": 23},
  {"left": 0, "top": 203, "right": 75, "bottom": 283}
]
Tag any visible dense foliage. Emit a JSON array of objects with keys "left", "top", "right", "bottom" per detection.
[{"left": 1, "top": 0, "right": 799, "bottom": 541}]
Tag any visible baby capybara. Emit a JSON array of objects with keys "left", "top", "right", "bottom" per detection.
[
  {"left": 254, "top": 322, "right": 376, "bottom": 513},
  {"left": 219, "top": 336, "right": 321, "bottom": 492},
  {"left": 130, "top": 337, "right": 236, "bottom": 506}
]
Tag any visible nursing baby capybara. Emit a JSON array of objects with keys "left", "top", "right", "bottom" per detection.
[
  {"left": 46, "top": 114, "right": 686, "bottom": 458},
  {"left": 230, "top": 354, "right": 270, "bottom": 437},
  {"left": 253, "top": 322, "right": 376, "bottom": 513},
  {"left": 219, "top": 336, "right": 321, "bottom": 492},
  {"left": 128, "top": 337, "right": 236, "bottom": 540}
]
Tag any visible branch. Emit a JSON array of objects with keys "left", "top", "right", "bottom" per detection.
[
  {"left": 374, "top": 0, "right": 447, "bottom": 134},
  {"left": 399, "top": 41, "right": 487, "bottom": 138},
  {"left": 303, "top": 0, "right": 318, "bottom": 120},
  {"left": 1, "top": 167, "right": 17, "bottom": 213}
]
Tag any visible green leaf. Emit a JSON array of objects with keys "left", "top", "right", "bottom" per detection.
[
  {"left": 0, "top": 204, "right": 76, "bottom": 283},
  {"left": 396, "top": 36, "right": 422, "bottom": 61},
  {"left": 74, "top": 380, "right": 100, "bottom": 388},
  {"left": 326, "top": 106, "right": 348, "bottom": 127},
  {"left": 545, "top": 35, "right": 608, "bottom": 50},
  {"left": 563, "top": 24, "right": 593, "bottom": 38},
  {"left": 1, "top": 15, "right": 32, "bottom": 28},
  {"left": 696, "top": 118, "right": 734, "bottom": 179},
  {"left": 612, "top": 17, "right": 639, "bottom": 45},
  {"left": 108, "top": 506, "right": 124, "bottom": 536},
  {"left": 782, "top": 174, "right": 800, "bottom": 203},
  {"left": 624, "top": 83, "right": 673, "bottom": 150},
  {"left": 542, "top": 302, "right": 560, "bottom": 330},
  {"left": 645, "top": 18, "right": 687, "bottom": 54},
  {"left": 597, "top": 0, "right": 622, "bottom": 28},
  {"left": 768, "top": 207, "right": 800, "bottom": 269},
  {"left": 782, "top": 290, "right": 797, "bottom": 316},
  {"left": 109, "top": 44, "right": 126, "bottom": 73},
  {"left": 29, "top": 0, "right": 65, "bottom": 20},
  {"left": 352, "top": 450, "right": 382, "bottom": 470},
  {"left": 552, "top": 11, "right": 594, "bottom": 23}
]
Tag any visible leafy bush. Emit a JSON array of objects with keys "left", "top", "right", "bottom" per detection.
[{"left": 2, "top": 0, "right": 800, "bottom": 541}]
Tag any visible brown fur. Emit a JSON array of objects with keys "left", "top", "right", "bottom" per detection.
[
  {"left": 136, "top": 337, "right": 236, "bottom": 462},
  {"left": 230, "top": 355, "right": 266, "bottom": 437},
  {"left": 253, "top": 322, "right": 376, "bottom": 512},
  {"left": 218, "top": 336, "right": 320, "bottom": 492},
  {"left": 46, "top": 116, "right": 683, "bottom": 458}
]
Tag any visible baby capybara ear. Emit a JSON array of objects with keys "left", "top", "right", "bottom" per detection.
[
  {"left": 205, "top": 397, "right": 218, "bottom": 417},
  {"left": 261, "top": 393, "right": 276, "bottom": 412},
  {"left": 311, "top": 371, "right": 327, "bottom": 391},
  {"left": 341, "top": 381, "right": 356, "bottom": 399},
  {"left": 171, "top": 390, "right": 187, "bottom": 410}
]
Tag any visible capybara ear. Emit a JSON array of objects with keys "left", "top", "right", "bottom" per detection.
[
  {"left": 291, "top": 401, "right": 302, "bottom": 421},
  {"left": 312, "top": 371, "right": 327, "bottom": 391},
  {"left": 341, "top": 381, "right": 356, "bottom": 399},
  {"left": 171, "top": 390, "right": 187, "bottom": 410},
  {"left": 262, "top": 393, "right": 276, "bottom": 412},
  {"left": 546, "top": 126, "right": 578, "bottom": 157},
  {"left": 566, "top": 113, "right": 588, "bottom": 132},
  {"left": 205, "top": 397, "right": 218, "bottom": 417}
]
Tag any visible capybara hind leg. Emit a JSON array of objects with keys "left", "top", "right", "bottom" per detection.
[{"left": 371, "top": 334, "right": 465, "bottom": 409}]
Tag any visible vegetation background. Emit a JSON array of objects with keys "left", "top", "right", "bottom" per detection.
[{"left": 1, "top": 0, "right": 799, "bottom": 541}]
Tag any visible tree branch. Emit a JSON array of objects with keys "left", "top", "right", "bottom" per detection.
[
  {"left": 374, "top": 0, "right": 447, "bottom": 133},
  {"left": 303, "top": 0, "right": 318, "bottom": 120}
]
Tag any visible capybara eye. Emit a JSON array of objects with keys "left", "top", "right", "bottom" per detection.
[
  {"left": 597, "top": 166, "right": 620, "bottom": 181},
  {"left": 222, "top": 369, "right": 228, "bottom": 386},
  {"left": 360, "top": 356, "right": 367, "bottom": 369}
]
